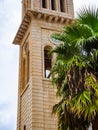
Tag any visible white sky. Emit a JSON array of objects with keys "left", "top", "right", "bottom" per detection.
[{"left": 0, "top": 0, "right": 98, "bottom": 130}]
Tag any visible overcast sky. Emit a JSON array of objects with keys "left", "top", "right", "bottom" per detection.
[{"left": 0, "top": 0, "right": 98, "bottom": 130}]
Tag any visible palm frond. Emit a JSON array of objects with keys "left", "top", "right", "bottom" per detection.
[
  {"left": 51, "top": 6, "right": 98, "bottom": 130},
  {"left": 77, "top": 6, "right": 98, "bottom": 33}
]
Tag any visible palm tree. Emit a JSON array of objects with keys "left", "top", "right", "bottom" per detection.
[{"left": 51, "top": 6, "right": 98, "bottom": 130}]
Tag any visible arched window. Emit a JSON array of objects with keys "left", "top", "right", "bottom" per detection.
[
  {"left": 51, "top": 0, "right": 56, "bottom": 10},
  {"left": 22, "top": 58, "right": 26, "bottom": 89},
  {"left": 60, "top": 0, "right": 65, "bottom": 12},
  {"left": 27, "top": 51, "right": 29, "bottom": 83},
  {"left": 44, "top": 46, "right": 52, "bottom": 78},
  {"left": 24, "top": 125, "right": 26, "bottom": 130},
  {"left": 22, "top": 43, "right": 30, "bottom": 90},
  {"left": 42, "top": 0, "right": 47, "bottom": 8}
]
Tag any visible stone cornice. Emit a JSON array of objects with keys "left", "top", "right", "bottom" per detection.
[{"left": 13, "top": 9, "right": 74, "bottom": 45}]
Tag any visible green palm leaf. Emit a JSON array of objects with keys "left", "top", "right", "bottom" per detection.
[{"left": 77, "top": 6, "right": 98, "bottom": 33}]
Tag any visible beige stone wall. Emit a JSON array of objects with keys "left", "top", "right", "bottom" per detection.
[
  {"left": 21, "top": 84, "right": 32, "bottom": 130},
  {"left": 43, "top": 80, "right": 57, "bottom": 130},
  {"left": 16, "top": 23, "right": 33, "bottom": 130},
  {"left": 41, "top": 27, "right": 58, "bottom": 129},
  {"left": 31, "top": 20, "right": 44, "bottom": 129},
  {"left": 30, "top": 19, "right": 63, "bottom": 129}
]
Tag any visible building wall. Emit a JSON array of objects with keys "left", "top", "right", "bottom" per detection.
[
  {"left": 17, "top": 23, "right": 33, "bottom": 130},
  {"left": 17, "top": 17, "right": 67, "bottom": 130},
  {"left": 21, "top": 84, "right": 32, "bottom": 130},
  {"left": 16, "top": 0, "right": 74, "bottom": 129},
  {"left": 31, "top": 19, "right": 64, "bottom": 129},
  {"left": 43, "top": 80, "right": 57, "bottom": 130}
]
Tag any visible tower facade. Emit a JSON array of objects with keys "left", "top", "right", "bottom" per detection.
[{"left": 13, "top": 0, "right": 74, "bottom": 130}]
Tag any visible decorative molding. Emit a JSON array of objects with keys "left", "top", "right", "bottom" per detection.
[{"left": 13, "top": 9, "right": 74, "bottom": 45}]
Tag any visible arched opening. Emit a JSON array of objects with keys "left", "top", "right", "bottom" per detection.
[
  {"left": 51, "top": 0, "right": 56, "bottom": 10},
  {"left": 27, "top": 51, "right": 29, "bottom": 83},
  {"left": 42, "top": 0, "right": 47, "bottom": 8},
  {"left": 22, "top": 58, "right": 26, "bottom": 89},
  {"left": 24, "top": 125, "right": 26, "bottom": 130},
  {"left": 60, "top": 0, "right": 65, "bottom": 12},
  {"left": 22, "top": 42, "right": 30, "bottom": 91},
  {"left": 44, "top": 46, "right": 52, "bottom": 78}
]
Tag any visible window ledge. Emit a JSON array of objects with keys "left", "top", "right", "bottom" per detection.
[{"left": 43, "top": 78, "right": 52, "bottom": 82}]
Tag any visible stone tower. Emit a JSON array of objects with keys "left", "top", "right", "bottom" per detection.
[{"left": 13, "top": 0, "right": 74, "bottom": 130}]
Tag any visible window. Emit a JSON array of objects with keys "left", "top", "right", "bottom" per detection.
[
  {"left": 27, "top": 51, "right": 29, "bottom": 82},
  {"left": 24, "top": 125, "right": 26, "bottom": 130},
  {"left": 42, "top": 0, "right": 47, "bottom": 8},
  {"left": 44, "top": 46, "right": 52, "bottom": 78},
  {"left": 51, "top": 0, "right": 56, "bottom": 10},
  {"left": 60, "top": 0, "right": 65, "bottom": 12},
  {"left": 22, "top": 43, "right": 29, "bottom": 90},
  {"left": 22, "top": 58, "right": 26, "bottom": 89}
]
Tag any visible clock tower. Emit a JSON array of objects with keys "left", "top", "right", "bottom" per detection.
[{"left": 13, "top": 0, "right": 74, "bottom": 130}]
